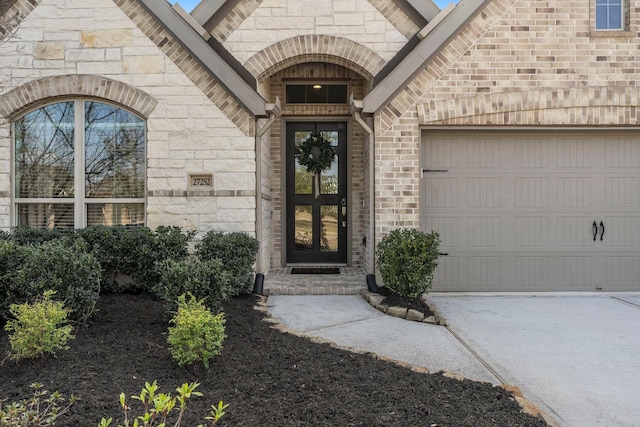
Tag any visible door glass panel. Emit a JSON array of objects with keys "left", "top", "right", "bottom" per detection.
[
  {"left": 294, "top": 131, "right": 313, "bottom": 194},
  {"left": 320, "top": 205, "right": 338, "bottom": 252},
  {"left": 295, "top": 205, "right": 313, "bottom": 252},
  {"left": 320, "top": 131, "right": 339, "bottom": 195}
]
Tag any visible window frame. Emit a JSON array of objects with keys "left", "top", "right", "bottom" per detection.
[
  {"left": 12, "top": 98, "right": 147, "bottom": 229},
  {"left": 592, "top": 0, "right": 629, "bottom": 33}
]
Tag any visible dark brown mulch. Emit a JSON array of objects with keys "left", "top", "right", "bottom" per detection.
[
  {"left": 376, "top": 286, "right": 436, "bottom": 318},
  {"left": 0, "top": 293, "right": 548, "bottom": 426}
]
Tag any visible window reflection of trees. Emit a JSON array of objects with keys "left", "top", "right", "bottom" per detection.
[{"left": 14, "top": 101, "right": 145, "bottom": 229}]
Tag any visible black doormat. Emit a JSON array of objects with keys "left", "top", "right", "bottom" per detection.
[{"left": 291, "top": 267, "right": 340, "bottom": 275}]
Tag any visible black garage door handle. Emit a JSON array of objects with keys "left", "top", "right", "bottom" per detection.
[
  {"left": 593, "top": 221, "right": 598, "bottom": 242},
  {"left": 600, "top": 221, "right": 605, "bottom": 242}
]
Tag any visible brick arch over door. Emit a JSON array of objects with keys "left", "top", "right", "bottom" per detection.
[
  {"left": 417, "top": 86, "right": 640, "bottom": 126},
  {"left": 245, "top": 35, "right": 385, "bottom": 82},
  {"left": 0, "top": 74, "right": 158, "bottom": 120}
]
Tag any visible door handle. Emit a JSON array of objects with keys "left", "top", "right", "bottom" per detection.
[
  {"left": 599, "top": 221, "right": 605, "bottom": 242},
  {"left": 593, "top": 221, "right": 598, "bottom": 242}
]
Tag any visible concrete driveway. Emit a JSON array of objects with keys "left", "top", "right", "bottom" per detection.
[
  {"left": 427, "top": 293, "right": 640, "bottom": 427},
  {"left": 269, "top": 293, "right": 640, "bottom": 427}
]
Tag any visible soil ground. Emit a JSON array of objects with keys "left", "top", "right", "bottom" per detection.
[{"left": 0, "top": 293, "right": 548, "bottom": 426}]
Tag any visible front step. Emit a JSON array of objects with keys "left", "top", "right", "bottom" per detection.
[{"left": 263, "top": 267, "right": 367, "bottom": 295}]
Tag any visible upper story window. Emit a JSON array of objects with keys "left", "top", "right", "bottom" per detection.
[
  {"left": 595, "top": 0, "right": 624, "bottom": 30},
  {"left": 285, "top": 83, "right": 348, "bottom": 105},
  {"left": 13, "top": 100, "right": 146, "bottom": 229}
]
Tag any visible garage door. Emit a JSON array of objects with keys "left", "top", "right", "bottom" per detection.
[{"left": 421, "top": 131, "right": 640, "bottom": 292}]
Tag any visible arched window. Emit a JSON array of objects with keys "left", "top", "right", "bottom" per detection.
[{"left": 14, "top": 100, "right": 146, "bottom": 229}]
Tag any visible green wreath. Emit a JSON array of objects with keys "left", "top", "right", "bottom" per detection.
[{"left": 295, "top": 132, "right": 336, "bottom": 175}]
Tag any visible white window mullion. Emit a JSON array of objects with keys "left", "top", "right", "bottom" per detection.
[{"left": 74, "top": 100, "right": 85, "bottom": 228}]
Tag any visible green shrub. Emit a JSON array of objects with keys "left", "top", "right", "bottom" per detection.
[
  {"left": 5, "top": 239, "right": 101, "bottom": 325},
  {"left": 98, "top": 381, "right": 228, "bottom": 427},
  {"left": 4, "top": 291, "right": 75, "bottom": 361},
  {"left": 132, "top": 226, "right": 195, "bottom": 293},
  {"left": 154, "top": 258, "right": 230, "bottom": 313},
  {"left": 9, "top": 226, "right": 75, "bottom": 246},
  {"left": 76, "top": 226, "right": 133, "bottom": 292},
  {"left": 167, "top": 293, "right": 226, "bottom": 369},
  {"left": 196, "top": 231, "right": 258, "bottom": 297},
  {"left": 0, "top": 240, "right": 23, "bottom": 321},
  {"left": 376, "top": 228, "right": 441, "bottom": 299},
  {"left": 0, "top": 230, "right": 9, "bottom": 241},
  {"left": 0, "top": 383, "right": 77, "bottom": 426}
]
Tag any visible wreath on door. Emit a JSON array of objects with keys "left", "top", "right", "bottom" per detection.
[
  {"left": 295, "top": 132, "right": 336, "bottom": 198},
  {"left": 295, "top": 132, "right": 336, "bottom": 175}
]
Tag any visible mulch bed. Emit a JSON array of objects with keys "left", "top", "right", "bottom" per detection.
[{"left": 0, "top": 293, "right": 548, "bottom": 426}]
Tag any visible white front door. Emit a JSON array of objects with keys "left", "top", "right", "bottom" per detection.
[{"left": 421, "top": 131, "right": 640, "bottom": 291}]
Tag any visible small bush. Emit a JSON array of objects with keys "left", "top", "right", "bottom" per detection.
[
  {"left": 154, "top": 257, "right": 230, "bottom": 313},
  {"left": 0, "top": 383, "right": 77, "bottom": 426},
  {"left": 0, "top": 240, "right": 23, "bottom": 320},
  {"left": 5, "top": 239, "right": 101, "bottom": 325},
  {"left": 376, "top": 228, "right": 441, "bottom": 299},
  {"left": 98, "top": 381, "right": 227, "bottom": 427},
  {"left": 196, "top": 232, "right": 258, "bottom": 297},
  {"left": 4, "top": 291, "right": 75, "bottom": 361},
  {"left": 168, "top": 293, "right": 226, "bottom": 369}
]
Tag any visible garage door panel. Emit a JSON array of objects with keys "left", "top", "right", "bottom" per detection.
[
  {"left": 422, "top": 131, "right": 640, "bottom": 291},
  {"left": 602, "top": 216, "right": 640, "bottom": 247},
  {"left": 423, "top": 177, "right": 458, "bottom": 208},
  {"left": 515, "top": 216, "right": 550, "bottom": 247},
  {"left": 556, "top": 216, "right": 592, "bottom": 247},
  {"left": 557, "top": 256, "right": 594, "bottom": 289},
  {"left": 606, "top": 257, "right": 640, "bottom": 289},
  {"left": 605, "top": 138, "right": 640, "bottom": 168},
  {"left": 467, "top": 256, "right": 502, "bottom": 289},
  {"left": 557, "top": 177, "right": 592, "bottom": 207},
  {"left": 515, "top": 177, "right": 549, "bottom": 208},
  {"left": 466, "top": 177, "right": 500, "bottom": 208},
  {"left": 516, "top": 138, "right": 551, "bottom": 168},
  {"left": 466, "top": 217, "right": 501, "bottom": 247},
  {"left": 516, "top": 256, "right": 551, "bottom": 289},
  {"left": 605, "top": 177, "right": 640, "bottom": 207}
]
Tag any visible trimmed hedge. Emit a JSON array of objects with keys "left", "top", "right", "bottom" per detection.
[
  {"left": 196, "top": 232, "right": 258, "bottom": 297},
  {"left": 1, "top": 239, "right": 101, "bottom": 326}
]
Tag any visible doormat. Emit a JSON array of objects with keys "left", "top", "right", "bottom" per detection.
[{"left": 291, "top": 267, "right": 340, "bottom": 275}]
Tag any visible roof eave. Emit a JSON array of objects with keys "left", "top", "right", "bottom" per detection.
[
  {"left": 140, "top": 0, "right": 267, "bottom": 117},
  {"left": 362, "top": 0, "right": 489, "bottom": 114}
]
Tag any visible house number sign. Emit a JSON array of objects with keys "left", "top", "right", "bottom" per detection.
[{"left": 189, "top": 174, "right": 213, "bottom": 188}]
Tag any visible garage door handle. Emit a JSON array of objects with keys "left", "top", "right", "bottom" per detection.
[
  {"left": 599, "top": 221, "right": 605, "bottom": 242},
  {"left": 593, "top": 221, "right": 598, "bottom": 241}
]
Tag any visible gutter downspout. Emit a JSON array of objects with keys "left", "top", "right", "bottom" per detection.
[
  {"left": 350, "top": 96, "right": 375, "bottom": 275},
  {"left": 255, "top": 97, "right": 281, "bottom": 275}
]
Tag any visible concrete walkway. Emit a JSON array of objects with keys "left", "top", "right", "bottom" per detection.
[{"left": 267, "top": 293, "right": 640, "bottom": 427}]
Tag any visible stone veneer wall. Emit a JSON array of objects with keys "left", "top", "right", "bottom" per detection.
[
  {"left": 0, "top": 0, "right": 256, "bottom": 234},
  {"left": 267, "top": 62, "right": 367, "bottom": 268},
  {"left": 374, "top": 0, "right": 640, "bottom": 240},
  {"left": 214, "top": 0, "right": 412, "bottom": 65}
]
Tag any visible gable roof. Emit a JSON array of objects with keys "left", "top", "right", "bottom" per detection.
[
  {"left": 139, "top": 0, "right": 267, "bottom": 116},
  {"left": 363, "top": 0, "right": 488, "bottom": 113}
]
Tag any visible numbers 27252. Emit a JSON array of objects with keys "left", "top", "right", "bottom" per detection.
[{"left": 191, "top": 176, "right": 211, "bottom": 186}]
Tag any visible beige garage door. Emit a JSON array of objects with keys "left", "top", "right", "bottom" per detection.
[{"left": 421, "top": 131, "right": 640, "bottom": 292}]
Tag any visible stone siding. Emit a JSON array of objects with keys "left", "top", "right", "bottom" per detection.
[
  {"left": 0, "top": 0, "right": 256, "bottom": 234},
  {"left": 373, "top": 0, "right": 640, "bottom": 239},
  {"left": 216, "top": 0, "right": 412, "bottom": 65}
]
